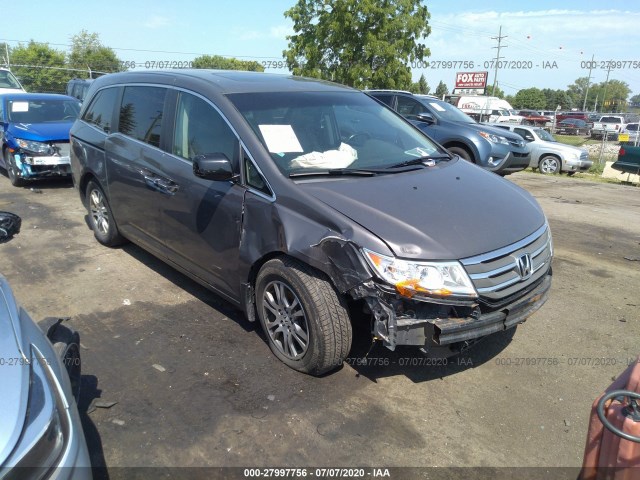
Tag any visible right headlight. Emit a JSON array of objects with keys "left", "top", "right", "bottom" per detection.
[
  {"left": 478, "top": 131, "right": 510, "bottom": 145},
  {"left": 3, "top": 346, "right": 68, "bottom": 479},
  {"left": 363, "top": 248, "right": 477, "bottom": 300}
]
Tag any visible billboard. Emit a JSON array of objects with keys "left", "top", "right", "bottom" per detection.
[{"left": 454, "top": 71, "right": 489, "bottom": 90}]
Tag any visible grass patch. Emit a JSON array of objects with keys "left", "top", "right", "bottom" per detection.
[
  {"left": 553, "top": 135, "right": 598, "bottom": 147},
  {"left": 588, "top": 162, "right": 605, "bottom": 175}
]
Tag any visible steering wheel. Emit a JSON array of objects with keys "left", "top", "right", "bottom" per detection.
[
  {"left": 347, "top": 132, "right": 371, "bottom": 146},
  {"left": 596, "top": 390, "right": 640, "bottom": 443}
]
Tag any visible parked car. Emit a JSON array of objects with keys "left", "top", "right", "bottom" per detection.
[
  {"left": 491, "top": 124, "right": 592, "bottom": 175},
  {"left": 367, "top": 90, "right": 530, "bottom": 175},
  {"left": 614, "top": 144, "right": 640, "bottom": 175},
  {"left": 70, "top": 70, "right": 552, "bottom": 375},
  {"left": 0, "top": 93, "right": 81, "bottom": 186},
  {"left": 556, "top": 111, "right": 590, "bottom": 124},
  {"left": 0, "top": 275, "right": 91, "bottom": 478},
  {"left": 0, "top": 68, "right": 25, "bottom": 95},
  {"left": 66, "top": 78, "right": 94, "bottom": 102},
  {"left": 518, "top": 110, "right": 550, "bottom": 127},
  {"left": 591, "top": 115, "right": 625, "bottom": 140},
  {"left": 555, "top": 118, "right": 591, "bottom": 136},
  {"left": 620, "top": 123, "right": 640, "bottom": 144}
]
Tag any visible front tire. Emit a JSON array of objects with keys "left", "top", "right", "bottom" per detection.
[
  {"left": 539, "top": 156, "right": 561, "bottom": 174},
  {"left": 446, "top": 146, "right": 472, "bottom": 163},
  {"left": 86, "top": 180, "right": 126, "bottom": 246},
  {"left": 256, "top": 257, "right": 352, "bottom": 375},
  {"left": 5, "top": 150, "right": 25, "bottom": 187}
]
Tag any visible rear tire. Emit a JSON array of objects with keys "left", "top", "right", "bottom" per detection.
[
  {"left": 86, "top": 180, "right": 126, "bottom": 246},
  {"left": 256, "top": 257, "right": 352, "bottom": 375}
]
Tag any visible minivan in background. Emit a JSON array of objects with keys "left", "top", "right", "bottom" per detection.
[
  {"left": 66, "top": 78, "right": 94, "bottom": 102},
  {"left": 70, "top": 70, "right": 552, "bottom": 375}
]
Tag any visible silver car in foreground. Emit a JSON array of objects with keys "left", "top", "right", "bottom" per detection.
[
  {"left": 0, "top": 275, "right": 91, "bottom": 479},
  {"left": 490, "top": 124, "right": 592, "bottom": 175}
]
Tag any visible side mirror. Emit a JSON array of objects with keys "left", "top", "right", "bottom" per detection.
[
  {"left": 415, "top": 112, "right": 435, "bottom": 124},
  {"left": 193, "top": 153, "right": 236, "bottom": 181},
  {"left": 524, "top": 134, "right": 535, "bottom": 142}
]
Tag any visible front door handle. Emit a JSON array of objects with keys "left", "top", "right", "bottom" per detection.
[{"left": 143, "top": 174, "right": 179, "bottom": 196}]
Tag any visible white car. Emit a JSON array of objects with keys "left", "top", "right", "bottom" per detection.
[
  {"left": 0, "top": 68, "right": 25, "bottom": 95},
  {"left": 620, "top": 123, "right": 640, "bottom": 144},
  {"left": 489, "top": 124, "right": 592, "bottom": 175}
]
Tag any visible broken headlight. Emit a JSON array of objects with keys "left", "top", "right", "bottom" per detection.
[
  {"left": 363, "top": 248, "right": 477, "bottom": 300},
  {"left": 16, "top": 139, "right": 50, "bottom": 154}
]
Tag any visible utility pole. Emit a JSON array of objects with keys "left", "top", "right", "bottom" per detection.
[
  {"left": 491, "top": 25, "right": 507, "bottom": 94},
  {"left": 582, "top": 54, "right": 594, "bottom": 112},
  {"left": 3, "top": 43, "right": 10, "bottom": 69},
  {"left": 601, "top": 63, "right": 612, "bottom": 113}
]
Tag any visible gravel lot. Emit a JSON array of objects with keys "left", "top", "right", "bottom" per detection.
[{"left": 0, "top": 171, "right": 639, "bottom": 479}]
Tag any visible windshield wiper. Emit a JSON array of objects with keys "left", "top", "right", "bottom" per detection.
[
  {"left": 387, "top": 154, "right": 452, "bottom": 169},
  {"left": 289, "top": 167, "right": 391, "bottom": 178}
]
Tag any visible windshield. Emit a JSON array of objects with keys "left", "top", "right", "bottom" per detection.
[
  {"left": 228, "top": 91, "right": 442, "bottom": 175},
  {"left": 415, "top": 96, "right": 476, "bottom": 124},
  {"left": 535, "top": 128, "right": 556, "bottom": 142},
  {"left": 0, "top": 70, "right": 22, "bottom": 89},
  {"left": 7, "top": 98, "right": 81, "bottom": 123}
]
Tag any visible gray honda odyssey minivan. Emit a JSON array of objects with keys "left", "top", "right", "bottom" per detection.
[{"left": 70, "top": 70, "right": 552, "bottom": 375}]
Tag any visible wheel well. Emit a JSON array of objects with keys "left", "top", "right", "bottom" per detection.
[
  {"left": 78, "top": 172, "right": 98, "bottom": 206},
  {"left": 443, "top": 142, "right": 475, "bottom": 163}
]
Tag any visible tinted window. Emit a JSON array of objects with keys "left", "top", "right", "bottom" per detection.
[
  {"left": 396, "top": 96, "right": 424, "bottom": 120},
  {"left": 83, "top": 88, "right": 119, "bottom": 133},
  {"left": 244, "top": 151, "right": 271, "bottom": 195},
  {"left": 0, "top": 70, "right": 22, "bottom": 89},
  {"left": 372, "top": 94, "right": 393, "bottom": 107},
  {"left": 119, "top": 86, "right": 167, "bottom": 148},
  {"left": 172, "top": 92, "right": 238, "bottom": 163}
]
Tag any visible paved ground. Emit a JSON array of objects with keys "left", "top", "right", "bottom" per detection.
[{"left": 1, "top": 172, "right": 639, "bottom": 477}]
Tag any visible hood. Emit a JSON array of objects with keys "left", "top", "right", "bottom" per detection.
[
  {"left": 537, "top": 140, "right": 586, "bottom": 155},
  {"left": 8, "top": 121, "right": 73, "bottom": 143},
  {"left": 0, "top": 278, "right": 29, "bottom": 465},
  {"left": 297, "top": 159, "right": 545, "bottom": 260}
]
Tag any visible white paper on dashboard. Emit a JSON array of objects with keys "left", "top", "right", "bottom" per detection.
[
  {"left": 11, "top": 102, "right": 29, "bottom": 112},
  {"left": 258, "top": 124, "right": 304, "bottom": 153}
]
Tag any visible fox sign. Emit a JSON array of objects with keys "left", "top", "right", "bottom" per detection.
[{"left": 455, "top": 71, "right": 489, "bottom": 89}]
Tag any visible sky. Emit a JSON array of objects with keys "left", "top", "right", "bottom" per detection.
[{"left": 3, "top": 0, "right": 640, "bottom": 101}]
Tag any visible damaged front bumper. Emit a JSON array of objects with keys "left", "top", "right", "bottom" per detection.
[
  {"left": 355, "top": 270, "right": 552, "bottom": 354},
  {"left": 13, "top": 150, "right": 72, "bottom": 179}
]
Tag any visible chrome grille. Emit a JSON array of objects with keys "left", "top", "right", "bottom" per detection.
[
  {"left": 461, "top": 224, "right": 552, "bottom": 302},
  {"left": 579, "top": 151, "right": 589, "bottom": 161}
]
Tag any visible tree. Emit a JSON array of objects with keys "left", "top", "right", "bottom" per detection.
[
  {"left": 631, "top": 94, "right": 640, "bottom": 106},
  {"left": 600, "top": 79, "right": 630, "bottom": 112},
  {"left": 541, "top": 88, "right": 573, "bottom": 111},
  {"left": 68, "top": 30, "right": 122, "bottom": 77},
  {"left": 566, "top": 77, "right": 590, "bottom": 108},
  {"left": 192, "top": 54, "right": 264, "bottom": 71},
  {"left": 410, "top": 74, "right": 429, "bottom": 94},
  {"left": 9, "top": 41, "right": 71, "bottom": 93},
  {"left": 283, "top": 0, "right": 431, "bottom": 89},
  {"left": 434, "top": 80, "right": 448, "bottom": 97},
  {"left": 512, "top": 87, "right": 547, "bottom": 110},
  {"left": 485, "top": 85, "right": 505, "bottom": 98}
]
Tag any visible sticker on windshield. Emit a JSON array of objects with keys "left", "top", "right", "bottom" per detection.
[
  {"left": 11, "top": 102, "right": 29, "bottom": 112},
  {"left": 429, "top": 102, "right": 446, "bottom": 112},
  {"left": 405, "top": 147, "right": 435, "bottom": 158},
  {"left": 258, "top": 125, "right": 303, "bottom": 153}
]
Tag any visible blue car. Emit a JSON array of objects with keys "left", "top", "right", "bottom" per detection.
[{"left": 0, "top": 93, "right": 81, "bottom": 186}]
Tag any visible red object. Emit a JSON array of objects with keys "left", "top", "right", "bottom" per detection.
[
  {"left": 620, "top": 148, "right": 626, "bottom": 157},
  {"left": 581, "top": 359, "right": 640, "bottom": 479}
]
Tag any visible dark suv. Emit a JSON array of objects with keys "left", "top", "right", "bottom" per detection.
[
  {"left": 66, "top": 78, "right": 94, "bottom": 102},
  {"left": 70, "top": 70, "right": 552, "bottom": 375},
  {"left": 367, "top": 90, "right": 531, "bottom": 175}
]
